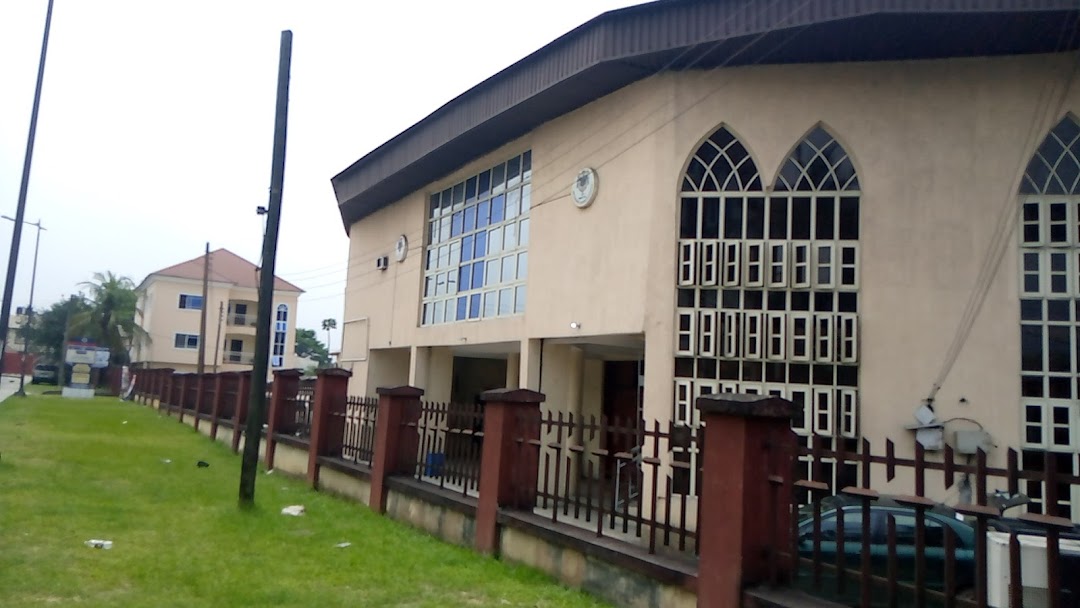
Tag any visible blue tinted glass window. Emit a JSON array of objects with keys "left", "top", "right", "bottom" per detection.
[
  {"left": 465, "top": 177, "right": 477, "bottom": 201},
  {"left": 491, "top": 195, "right": 505, "bottom": 223},
  {"left": 451, "top": 212, "right": 463, "bottom": 237},
  {"left": 478, "top": 170, "right": 491, "bottom": 197},
  {"left": 456, "top": 297, "right": 468, "bottom": 320},
  {"left": 469, "top": 294, "right": 481, "bottom": 319},
  {"left": 464, "top": 206, "right": 476, "bottom": 232},
  {"left": 471, "top": 262, "right": 485, "bottom": 289},
  {"left": 461, "top": 235, "right": 474, "bottom": 262},
  {"left": 459, "top": 265, "right": 472, "bottom": 292},
  {"left": 474, "top": 231, "right": 488, "bottom": 258},
  {"left": 477, "top": 200, "right": 490, "bottom": 229}
]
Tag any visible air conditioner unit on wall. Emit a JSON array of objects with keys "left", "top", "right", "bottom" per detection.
[{"left": 986, "top": 531, "right": 1080, "bottom": 608}]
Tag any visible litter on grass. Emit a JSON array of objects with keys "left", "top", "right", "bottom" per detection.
[
  {"left": 197, "top": 460, "right": 210, "bottom": 468},
  {"left": 85, "top": 539, "right": 113, "bottom": 549},
  {"left": 281, "top": 505, "right": 306, "bottom": 516},
  {"left": 334, "top": 542, "right": 352, "bottom": 548},
  {"left": 161, "top": 459, "right": 172, "bottom": 464}
]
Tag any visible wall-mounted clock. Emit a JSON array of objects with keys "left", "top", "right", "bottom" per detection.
[
  {"left": 571, "top": 167, "right": 598, "bottom": 209},
  {"left": 394, "top": 234, "right": 409, "bottom": 262}
]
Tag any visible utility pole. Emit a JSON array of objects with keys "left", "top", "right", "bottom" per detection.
[
  {"left": 196, "top": 243, "right": 210, "bottom": 375},
  {"left": 239, "top": 30, "right": 292, "bottom": 507},
  {"left": 14, "top": 219, "right": 45, "bottom": 397},
  {"left": 213, "top": 302, "right": 223, "bottom": 373},
  {"left": 0, "top": 0, "right": 55, "bottom": 359}
]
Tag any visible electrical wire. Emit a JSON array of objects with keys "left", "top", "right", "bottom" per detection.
[
  {"left": 295, "top": 0, "right": 820, "bottom": 294},
  {"left": 926, "top": 22, "right": 1080, "bottom": 402}
]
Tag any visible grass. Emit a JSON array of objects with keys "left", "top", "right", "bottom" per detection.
[{"left": 0, "top": 394, "right": 609, "bottom": 608}]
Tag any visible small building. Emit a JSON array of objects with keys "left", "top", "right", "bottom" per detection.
[
  {"left": 132, "top": 249, "right": 303, "bottom": 376},
  {"left": 330, "top": 0, "right": 1080, "bottom": 517}
]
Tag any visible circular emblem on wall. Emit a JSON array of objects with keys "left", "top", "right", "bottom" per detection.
[
  {"left": 571, "top": 167, "right": 599, "bottom": 209},
  {"left": 394, "top": 234, "right": 409, "bottom": 262}
]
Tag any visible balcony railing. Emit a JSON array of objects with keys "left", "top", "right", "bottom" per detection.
[
  {"left": 228, "top": 313, "right": 257, "bottom": 327},
  {"left": 223, "top": 352, "right": 254, "bottom": 365}
]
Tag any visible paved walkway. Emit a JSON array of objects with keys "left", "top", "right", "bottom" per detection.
[{"left": 0, "top": 375, "right": 25, "bottom": 403}]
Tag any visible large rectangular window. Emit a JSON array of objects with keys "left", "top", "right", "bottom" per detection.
[
  {"left": 178, "top": 294, "right": 203, "bottom": 310},
  {"left": 422, "top": 151, "right": 531, "bottom": 325},
  {"left": 174, "top": 333, "right": 199, "bottom": 349}
]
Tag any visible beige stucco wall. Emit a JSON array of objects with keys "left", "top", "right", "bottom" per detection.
[
  {"left": 135, "top": 276, "right": 301, "bottom": 377},
  {"left": 340, "top": 52, "right": 1080, "bottom": 471}
]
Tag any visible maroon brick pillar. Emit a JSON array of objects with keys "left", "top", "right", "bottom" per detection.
[
  {"left": 231, "top": 371, "right": 252, "bottom": 453},
  {"left": 193, "top": 374, "right": 206, "bottom": 431},
  {"left": 475, "top": 388, "right": 545, "bottom": 554},
  {"left": 177, "top": 374, "right": 189, "bottom": 423},
  {"left": 210, "top": 373, "right": 228, "bottom": 440},
  {"left": 161, "top": 371, "right": 173, "bottom": 415},
  {"left": 695, "top": 394, "right": 796, "bottom": 608},
  {"left": 368, "top": 386, "right": 424, "bottom": 513},
  {"left": 265, "top": 369, "right": 302, "bottom": 470},
  {"left": 307, "top": 368, "right": 352, "bottom": 487}
]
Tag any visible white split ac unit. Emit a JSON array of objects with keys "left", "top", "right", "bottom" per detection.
[{"left": 986, "top": 531, "right": 1080, "bottom": 608}]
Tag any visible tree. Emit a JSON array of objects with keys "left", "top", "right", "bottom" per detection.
[
  {"left": 294, "top": 328, "right": 330, "bottom": 367},
  {"left": 25, "top": 295, "right": 93, "bottom": 364},
  {"left": 69, "top": 272, "right": 148, "bottom": 365},
  {"left": 321, "top": 318, "right": 337, "bottom": 362}
]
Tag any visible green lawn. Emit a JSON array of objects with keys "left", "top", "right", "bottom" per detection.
[{"left": 0, "top": 395, "right": 608, "bottom": 607}]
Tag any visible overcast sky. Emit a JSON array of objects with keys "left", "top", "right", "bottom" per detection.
[{"left": 0, "top": 0, "right": 636, "bottom": 350}]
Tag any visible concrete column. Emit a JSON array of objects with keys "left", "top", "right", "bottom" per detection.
[
  {"left": 307, "top": 368, "right": 352, "bottom": 487},
  {"left": 520, "top": 339, "right": 543, "bottom": 391},
  {"left": 475, "top": 388, "right": 545, "bottom": 554},
  {"left": 265, "top": 369, "right": 302, "bottom": 470},
  {"left": 369, "top": 385, "right": 425, "bottom": 513},
  {"left": 505, "top": 353, "right": 521, "bottom": 389},
  {"left": 695, "top": 393, "right": 796, "bottom": 608},
  {"left": 408, "top": 345, "right": 429, "bottom": 388}
]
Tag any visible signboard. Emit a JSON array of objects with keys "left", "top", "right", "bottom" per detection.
[
  {"left": 93, "top": 349, "right": 110, "bottom": 369},
  {"left": 65, "top": 346, "right": 97, "bottom": 365}
]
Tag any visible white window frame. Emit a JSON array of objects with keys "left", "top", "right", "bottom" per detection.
[
  {"left": 792, "top": 242, "right": 811, "bottom": 289},
  {"left": 679, "top": 241, "right": 696, "bottom": 286},
  {"left": 721, "top": 311, "right": 741, "bottom": 358},
  {"left": 814, "top": 244, "right": 835, "bottom": 289},
  {"left": 766, "top": 313, "right": 786, "bottom": 360},
  {"left": 723, "top": 242, "right": 741, "bottom": 286},
  {"left": 174, "top": 333, "right": 199, "bottom": 349},
  {"left": 815, "top": 313, "right": 834, "bottom": 363},
  {"left": 700, "top": 241, "right": 719, "bottom": 286},
  {"left": 813, "top": 388, "right": 835, "bottom": 435},
  {"left": 698, "top": 310, "right": 717, "bottom": 357},
  {"left": 743, "top": 312, "right": 764, "bottom": 359},
  {"left": 676, "top": 310, "right": 696, "bottom": 356},
  {"left": 744, "top": 242, "right": 765, "bottom": 288},
  {"left": 838, "top": 313, "right": 858, "bottom": 363},
  {"left": 839, "top": 244, "right": 859, "bottom": 289},
  {"left": 839, "top": 389, "right": 858, "bottom": 438},
  {"left": 768, "top": 242, "right": 788, "bottom": 287},
  {"left": 178, "top": 294, "right": 203, "bottom": 311},
  {"left": 789, "top": 312, "right": 811, "bottom": 362}
]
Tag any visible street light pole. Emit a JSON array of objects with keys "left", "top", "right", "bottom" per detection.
[
  {"left": 0, "top": 0, "right": 54, "bottom": 361},
  {"left": 1, "top": 216, "right": 45, "bottom": 396}
]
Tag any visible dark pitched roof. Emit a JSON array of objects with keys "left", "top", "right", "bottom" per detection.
[
  {"left": 331, "top": 0, "right": 1080, "bottom": 229},
  {"left": 147, "top": 248, "right": 304, "bottom": 293}
]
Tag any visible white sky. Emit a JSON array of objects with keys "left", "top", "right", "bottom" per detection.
[{"left": 0, "top": 0, "right": 637, "bottom": 350}]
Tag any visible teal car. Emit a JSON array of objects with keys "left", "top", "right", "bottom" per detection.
[{"left": 796, "top": 503, "right": 976, "bottom": 606}]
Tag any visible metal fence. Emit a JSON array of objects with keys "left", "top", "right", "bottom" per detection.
[
  {"left": 283, "top": 386, "right": 313, "bottom": 439},
  {"left": 338, "top": 395, "right": 378, "bottom": 466},
  {"left": 402, "top": 400, "right": 484, "bottom": 497},
  {"left": 784, "top": 437, "right": 1080, "bottom": 608},
  {"left": 510, "top": 412, "right": 702, "bottom": 556}
]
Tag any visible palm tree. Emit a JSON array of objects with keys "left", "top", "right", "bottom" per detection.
[
  {"left": 70, "top": 272, "right": 149, "bottom": 365},
  {"left": 321, "top": 318, "right": 337, "bottom": 365}
]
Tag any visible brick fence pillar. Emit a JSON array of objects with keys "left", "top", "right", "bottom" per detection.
[
  {"left": 369, "top": 385, "right": 425, "bottom": 514},
  {"left": 695, "top": 393, "right": 796, "bottom": 608},
  {"left": 177, "top": 374, "right": 189, "bottom": 423},
  {"left": 475, "top": 388, "right": 545, "bottom": 554},
  {"left": 307, "top": 368, "right": 352, "bottom": 487},
  {"left": 194, "top": 373, "right": 207, "bottom": 431},
  {"left": 266, "top": 369, "right": 302, "bottom": 470},
  {"left": 210, "top": 372, "right": 229, "bottom": 440},
  {"left": 231, "top": 371, "right": 252, "bottom": 453},
  {"left": 161, "top": 370, "right": 174, "bottom": 415}
]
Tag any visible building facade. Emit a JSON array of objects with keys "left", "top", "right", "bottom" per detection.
[
  {"left": 331, "top": 1, "right": 1080, "bottom": 517},
  {"left": 132, "top": 249, "right": 303, "bottom": 376}
]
